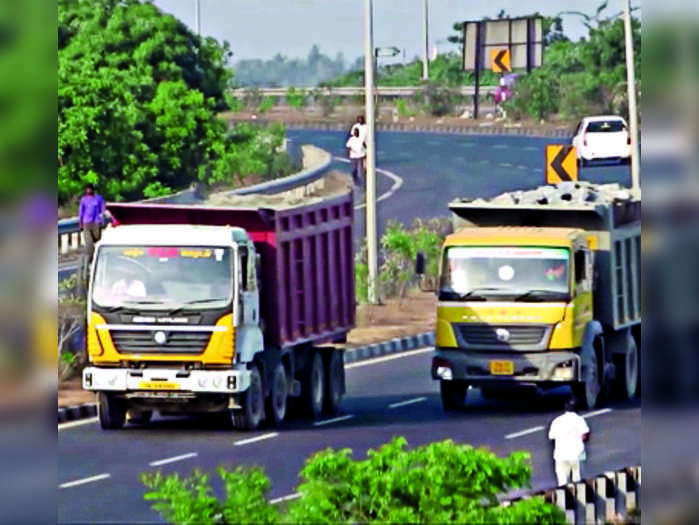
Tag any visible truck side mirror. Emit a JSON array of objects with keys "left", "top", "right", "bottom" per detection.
[{"left": 415, "top": 252, "right": 426, "bottom": 275}]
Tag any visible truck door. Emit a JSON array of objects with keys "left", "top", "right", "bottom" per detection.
[
  {"left": 238, "top": 246, "right": 259, "bottom": 326},
  {"left": 573, "top": 247, "right": 594, "bottom": 345}
]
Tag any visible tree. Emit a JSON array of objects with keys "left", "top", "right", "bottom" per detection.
[
  {"left": 58, "top": 275, "right": 86, "bottom": 381},
  {"left": 58, "top": 0, "right": 286, "bottom": 204}
]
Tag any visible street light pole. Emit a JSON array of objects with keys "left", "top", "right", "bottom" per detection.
[
  {"left": 363, "top": 0, "right": 379, "bottom": 304},
  {"left": 421, "top": 0, "right": 429, "bottom": 80},
  {"left": 194, "top": 0, "right": 201, "bottom": 36},
  {"left": 623, "top": 0, "right": 640, "bottom": 191}
]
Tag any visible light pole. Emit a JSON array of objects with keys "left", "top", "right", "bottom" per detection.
[
  {"left": 194, "top": 0, "right": 201, "bottom": 36},
  {"left": 363, "top": 0, "right": 379, "bottom": 304},
  {"left": 623, "top": 0, "right": 640, "bottom": 191},
  {"left": 421, "top": 0, "right": 429, "bottom": 80}
]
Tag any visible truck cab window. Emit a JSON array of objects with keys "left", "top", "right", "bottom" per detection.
[{"left": 574, "top": 249, "right": 586, "bottom": 283}]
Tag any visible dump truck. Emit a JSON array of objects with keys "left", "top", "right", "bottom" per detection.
[
  {"left": 426, "top": 183, "right": 640, "bottom": 410},
  {"left": 82, "top": 187, "right": 355, "bottom": 431}
]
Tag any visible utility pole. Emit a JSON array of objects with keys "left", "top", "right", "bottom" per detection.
[
  {"left": 623, "top": 0, "right": 640, "bottom": 191},
  {"left": 194, "top": 0, "right": 201, "bottom": 36},
  {"left": 363, "top": 0, "right": 379, "bottom": 304},
  {"left": 421, "top": 0, "right": 429, "bottom": 80}
]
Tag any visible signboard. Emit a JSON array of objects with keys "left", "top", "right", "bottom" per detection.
[
  {"left": 490, "top": 49, "right": 511, "bottom": 73},
  {"left": 546, "top": 145, "right": 578, "bottom": 184},
  {"left": 462, "top": 17, "right": 543, "bottom": 72}
]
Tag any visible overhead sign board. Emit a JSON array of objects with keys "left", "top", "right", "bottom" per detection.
[
  {"left": 462, "top": 17, "right": 543, "bottom": 72},
  {"left": 546, "top": 145, "right": 578, "bottom": 184}
]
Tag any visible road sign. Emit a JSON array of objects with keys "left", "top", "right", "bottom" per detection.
[
  {"left": 462, "top": 17, "right": 543, "bottom": 72},
  {"left": 546, "top": 145, "right": 578, "bottom": 183},
  {"left": 375, "top": 46, "right": 400, "bottom": 58},
  {"left": 491, "top": 49, "right": 511, "bottom": 73}
]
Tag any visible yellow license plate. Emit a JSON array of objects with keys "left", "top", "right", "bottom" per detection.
[
  {"left": 490, "top": 361, "right": 514, "bottom": 375},
  {"left": 138, "top": 381, "right": 180, "bottom": 390}
]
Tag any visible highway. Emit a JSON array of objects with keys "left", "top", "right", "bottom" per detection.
[
  {"left": 58, "top": 130, "right": 636, "bottom": 523},
  {"left": 59, "top": 348, "right": 640, "bottom": 523}
]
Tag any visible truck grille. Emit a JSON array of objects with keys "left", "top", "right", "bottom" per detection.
[
  {"left": 455, "top": 324, "right": 549, "bottom": 350},
  {"left": 109, "top": 330, "right": 212, "bottom": 354}
]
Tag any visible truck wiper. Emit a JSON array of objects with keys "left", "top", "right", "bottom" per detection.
[
  {"left": 514, "top": 289, "right": 567, "bottom": 302},
  {"left": 167, "top": 298, "right": 229, "bottom": 315},
  {"left": 439, "top": 287, "right": 503, "bottom": 301}
]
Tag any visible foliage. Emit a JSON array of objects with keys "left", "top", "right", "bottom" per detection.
[
  {"left": 58, "top": 0, "right": 287, "bottom": 204},
  {"left": 257, "top": 96, "right": 275, "bottom": 114},
  {"left": 310, "top": 88, "right": 341, "bottom": 117},
  {"left": 412, "top": 82, "right": 462, "bottom": 117},
  {"left": 285, "top": 87, "right": 307, "bottom": 109},
  {"left": 58, "top": 275, "right": 87, "bottom": 379},
  {"left": 395, "top": 99, "right": 417, "bottom": 118},
  {"left": 143, "top": 437, "right": 566, "bottom": 525}
]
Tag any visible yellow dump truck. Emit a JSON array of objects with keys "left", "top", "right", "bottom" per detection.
[{"left": 425, "top": 184, "right": 640, "bottom": 410}]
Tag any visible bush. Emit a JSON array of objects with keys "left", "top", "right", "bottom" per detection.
[
  {"left": 285, "top": 87, "right": 307, "bottom": 109},
  {"left": 412, "top": 82, "right": 460, "bottom": 117},
  {"left": 142, "top": 436, "right": 566, "bottom": 525},
  {"left": 395, "top": 99, "right": 417, "bottom": 118},
  {"left": 257, "top": 96, "right": 275, "bottom": 114},
  {"left": 58, "top": 276, "right": 87, "bottom": 380}
]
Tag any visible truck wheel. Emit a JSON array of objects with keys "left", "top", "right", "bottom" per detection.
[
  {"left": 127, "top": 409, "right": 152, "bottom": 425},
  {"left": 265, "top": 363, "right": 288, "bottom": 426},
  {"left": 323, "top": 350, "right": 344, "bottom": 415},
  {"left": 233, "top": 364, "right": 264, "bottom": 430},
  {"left": 440, "top": 380, "right": 468, "bottom": 411},
  {"left": 302, "top": 352, "right": 325, "bottom": 419},
  {"left": 574, "top": 344, "right": 601, "bottom": 410},
  {"left": 98, "top": 392, "right": 126, "bottom": 430},
  {"left": 613, "top": 335, "right": 639, "bottom": 401}
]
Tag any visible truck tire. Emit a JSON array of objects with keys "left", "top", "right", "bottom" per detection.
[
  {"left": 233, "top": 364, "right": 264, "bottom": 431},
  {"left": 265, "top": 363, "right": 288, "bottom": 426},
  {"left": 440, "top": 380, "right": 468, "bottom": 411},
  {"left": 98, "top": 392, "right": 126, "bottom": 430},
  {"left": 127, "top": 409, "right": 152, "bottom": 425},
  {"left": 574, "top": 341, "right": 601, "bottom": 410},
  {"left": 323, "top": 349, "right": 344, "bottom": 415},
  {"left": 613, "top": 334, "right": 639, "bottom": 401},
  {"left": 302, "top": 352, "right": 325, "bottom": 419}
]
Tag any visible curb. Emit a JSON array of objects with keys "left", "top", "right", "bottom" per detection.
[{"left": 58, "top": 332, "right": 436, "bottom": 425}]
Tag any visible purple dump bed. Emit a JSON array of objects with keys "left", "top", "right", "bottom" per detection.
[{"left": 107, "top": 192, "right": 355, "bottom": 350}]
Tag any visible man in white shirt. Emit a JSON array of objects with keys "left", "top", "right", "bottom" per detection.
[
  {"left": 350, "top": 115, "right": 367, "bottom": 143},
  {"left": 548, "top": 397, "right": 590, "bottom": 486},
  {"left": 345, "top": 127, "right": 366, "bottom": 185}
]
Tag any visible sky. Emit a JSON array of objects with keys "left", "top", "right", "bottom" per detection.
[{"left": 153, "top": 0, "right": 632, "bottom": 65}]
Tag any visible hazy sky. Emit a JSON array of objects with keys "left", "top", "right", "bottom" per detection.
[{"left": 153, "top": 1, "right": 627, "bottom": 64}]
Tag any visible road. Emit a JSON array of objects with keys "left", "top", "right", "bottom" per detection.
[{"left": 59, "top": 348, "right": 640, "bottom": 523}]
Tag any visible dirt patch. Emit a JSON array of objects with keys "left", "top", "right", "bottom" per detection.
[{"left": 57, "top": 290, "right": 436, "bottom": 408}]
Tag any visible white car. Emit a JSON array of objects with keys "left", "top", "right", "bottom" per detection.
[{"left": 572, "top": 116, "right": 632, "bottom": 166}]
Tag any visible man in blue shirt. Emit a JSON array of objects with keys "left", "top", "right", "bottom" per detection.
[{"left": 78, "top": 183, "right": 105, "bottom": 261}]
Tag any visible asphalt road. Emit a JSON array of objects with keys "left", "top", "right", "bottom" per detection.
[{"left": 59, "top": 348, "right": 640, "bottom": 524}]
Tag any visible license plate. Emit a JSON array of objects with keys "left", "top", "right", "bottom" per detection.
[
  {"left": 138, "top": 381, "right": 180, "bottom": 390},
  {"left": 490, "top": 360, "right": 514, "bottom": 375}
]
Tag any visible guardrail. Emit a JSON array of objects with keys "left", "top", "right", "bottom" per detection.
[
  {"left": 232, "top": 85, "right": 497, "bottom": 98},
  {"left": 57, "top": 139, "right": 329, "bottom": 257}
]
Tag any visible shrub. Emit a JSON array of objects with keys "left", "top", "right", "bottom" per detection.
[
  {"left": 257, "top": 96, "right": 275, "bottom": 114},
  {"left": 285, "top": 87, "right": 307, "bottom": 109}
]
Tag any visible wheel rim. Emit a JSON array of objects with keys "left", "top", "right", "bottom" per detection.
[{"left": 626, "top": 341, "right": 638, "bottom": 398}]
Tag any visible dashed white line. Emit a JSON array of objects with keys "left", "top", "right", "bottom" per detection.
[
  {"left": 345, "top": 347, "right": 433, "bottom": 369},
  {"left": 149, "top": 452, "right": 198, "bottom": 467},
  {"left": 233, "top": 432, "right": 279, "bottom": 446},
  {"left": 314, "top": 414, "right": 354, "bottom": 426},
  {"left": 58, "top": 417, "right": 99, "bottom": 431},
  {"left": 389, "top": 397, "right": 427, "bottom": 409},
  {"left": 270, "top": 493, "right": 302, "bottom": 504},
  {"left": 60, "top": 473, "right": 111, "bottom": 489},
  {"left": 499, "top": 163, "right": 514, "bottom": 168},
  {"left": 505, "top": 408, "right": 614, "bottom": 440},
  {"left": 517, "top": 165, "right": 529, "bottom": 170}
]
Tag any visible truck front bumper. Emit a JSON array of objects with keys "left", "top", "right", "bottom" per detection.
[
  {"left": 431, "top": 348, "right": 581, "bottom": 385},
  {"left": 82, "top": 367, "right": 251, "bottom": 394}
]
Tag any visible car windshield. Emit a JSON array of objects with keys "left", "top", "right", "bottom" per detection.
[
  {"left": 586, "top": 120, "right": 626, "bottom": 133},
  {"left": 91, "top": 246, "right": 232, "bottom": 309},
  {"left": 439, "top": 246, "right": 570, "bottom": 301}
]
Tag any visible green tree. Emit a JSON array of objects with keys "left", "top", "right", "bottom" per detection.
[{"left": 58, "top": 0, "right": 285, "bottom": 204}]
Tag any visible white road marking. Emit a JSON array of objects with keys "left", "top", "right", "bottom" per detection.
[
  {"left": 270, "top": 493, "right": 302, "bottom": 505},
  {"left": 314, "top": 414, "right": 354, "bottom": 426},
  {"left": 492, "top": 144, "right": 509, "bottom": 149},
  {"left": 499, "top": 163, "right": 514, "bottom": 168},
  {"left": 345, "top": 347, "right": 433, "bottom": 369},
  {"left": 505, "top": 408, "right": 614, "bottom": 440},
  {"left": 58, "top": 417, "right": 99, "bottom": 431},
  {"left": 334, "top": 157, "right": 404, "bottom": 210},
  {"left": 233, "top": 432, "right": 279, "bottom": 446},
  {"left": 149, "top": 452, "right": 198, "bottom": 467},
  {"left": 523, "top": 146, "right": 539, "bottom": 151},
  {"left": 59, "top": 473, "right": 111, "bottom": 489},
  {"left": 389, "top": 397, "right": 427, "bottom": 409},
  {"left": 517, "top": 165, "right": 529, "bottom": 170}
]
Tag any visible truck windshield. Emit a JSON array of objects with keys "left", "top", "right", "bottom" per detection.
[
  {"left": 439, "top": 246, "right": 570, "bottom": 301},
  {"left": 91, "top": 246, "right": 233, "bottom": 309}
]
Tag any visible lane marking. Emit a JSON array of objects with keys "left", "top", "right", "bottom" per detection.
[
  {"left": 389, "top": 397, "right": 427, "bottom": 409},
  {"left": 59, "top": 473, "right": 111, "bottom": 489},
  {"left": 499, "top": 163, "right": 514, "bottom": 168},
  {"left": 492, "top": 144, "right": 509, "bottom": 149},
  {"left": 314, "top": 414, "right": 354, "bottom": 427},
  {"left": 334, "top": 157, "right": 404, "bottom": 210},
  {"left": 523, "top": 146, "right": 539, "bottom": 151},
  {"left": 149, "top": 452, "right": 198, "bottom": 467},
  {"left": 58, "top": 417, "right": 99, "bottom": 431},
  {"left": 234, "top": 432, "right": 279, "bottom": 446},
  {"left": 517, "top": 165, "right": 529, "bottom": 170},
  {"left": 505, "top": 408, "right": 614, "bottom": 440},
  {"left": 345, "top": 347, "right": 433, "bottom": 369},
  {"left": 270, "top": 493, "right": 302, "bottom": 505}
]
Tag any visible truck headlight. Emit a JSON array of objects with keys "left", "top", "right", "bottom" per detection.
[
  {"left": 552, "top": 361, "right": 574, "bottom": 381},
  {"left": 213, "top": 377, "right": 223, "bottom": 388},
  {"left": 198, "top": 377, "right": 208, "bottom": 388}
]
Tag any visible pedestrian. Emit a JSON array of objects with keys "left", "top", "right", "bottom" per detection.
[
  {"left": 350, "top": 115, "right": 367, "bottom": 143},
  {"left": 345, "top": 127, "right": 366, "bottom": 186},
  {"left": 78, "top": 183, "right": 105, "bottom": 261},
  {"left": 548, "top": 396, "right": 590, "bottom": 486}
]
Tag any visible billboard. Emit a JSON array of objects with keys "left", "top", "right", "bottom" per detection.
[{"left": 462, "top": 17, "right": 543, "bottom": 72}]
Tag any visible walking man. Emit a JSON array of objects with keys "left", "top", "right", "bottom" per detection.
[
  {"left": 548, "top": 396, "right": 590, "bottom": 486},
  {"left": 345, "top": 127, "right": 366, "bottom": 186},
  {"left": 78, "top": 183, "right": 105, "bottom": 261},
  {"left": 350, "top": 115, "right": 367, "bottom": 143}
]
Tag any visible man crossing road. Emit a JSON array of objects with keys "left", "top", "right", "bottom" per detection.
[{"left": 549, "top": 397, "right": 590, "bottom": 486}]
